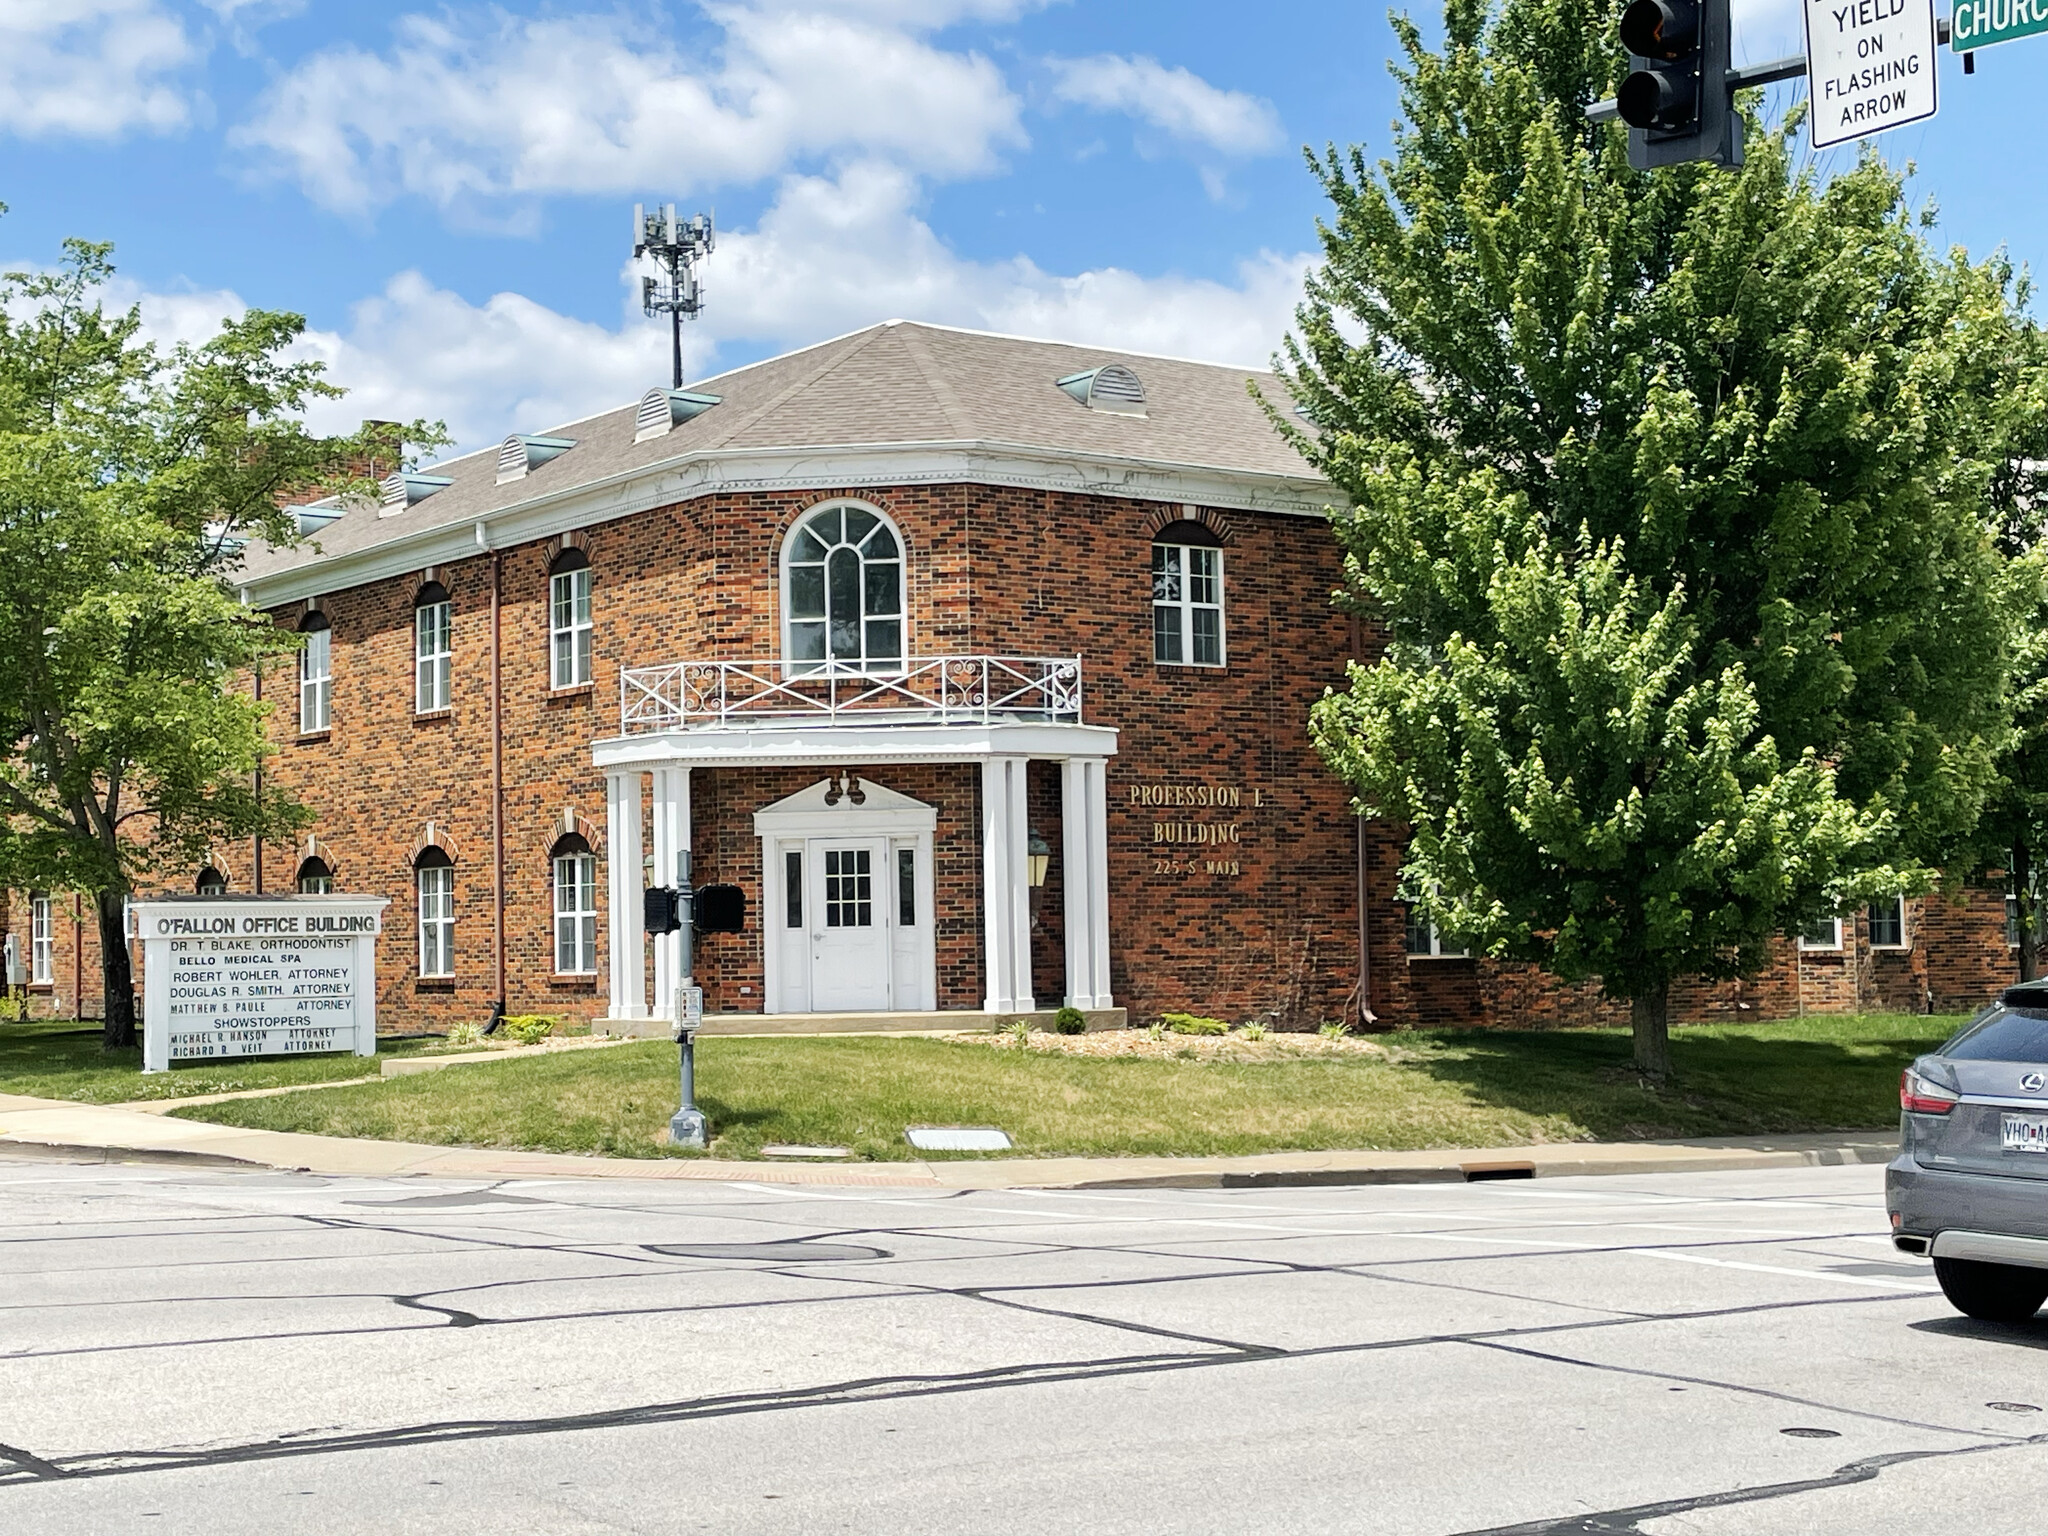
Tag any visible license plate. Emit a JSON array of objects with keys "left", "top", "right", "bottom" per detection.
[{"left": 2002, "top": 1115, "right": 2048, "bottom": 1153}]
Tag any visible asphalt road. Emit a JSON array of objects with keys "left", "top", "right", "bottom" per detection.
[{"left": 2, "top": 1155, "right": 2044, "bottom": 1535}]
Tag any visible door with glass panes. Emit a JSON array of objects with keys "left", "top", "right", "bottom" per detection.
[{"left": 807, "top": 838, "right": 892, "bottom": 1010}]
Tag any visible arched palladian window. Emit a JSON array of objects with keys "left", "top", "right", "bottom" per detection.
[
  {"left": 196, "top": 867, "right": 228, "bottom": 896},
  {"left": 297, "top": 857, "right": 333, "bottom": 895},
  {"left": 783, "top": 503, "right": 903, "bottom": 673},
  {"left": 1151, "top": 520, "right": 1225, "bottom": 668},
  {"left": 415, "top": 847, "right": 455, "bottom": 978}
]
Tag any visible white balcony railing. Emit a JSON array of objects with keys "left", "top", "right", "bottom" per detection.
[{"left": 620, "top": 655, "right": 1084, "bottom": 733}]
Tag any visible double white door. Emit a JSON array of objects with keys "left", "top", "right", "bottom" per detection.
[{"left": 808, "top": 838, "right": 892, "bottom": 1011}]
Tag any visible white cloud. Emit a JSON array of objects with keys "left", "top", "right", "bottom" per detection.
[
  {"left": 88, "top": 156, "right": 1305, "bottom": 458},
  {"left": 0, "top": 0, "right": 197, "bottom": 139},
  {"left": 233, "top": 6, "right": 1029, "bottom": 218},
  {"left": 1046, "top": 53, "right": 1283, "bottom": 157},
  {"left": 705, "top": 160, "right": 1306, "bottom": 365}
]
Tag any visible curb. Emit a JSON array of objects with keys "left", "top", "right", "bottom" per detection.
[
  {"left": 1067, "top": 1143, "right": 1897, "bottom": 1190},
  {"left": 0, "top": 1138, "right": 275, "bottom": 1171}
]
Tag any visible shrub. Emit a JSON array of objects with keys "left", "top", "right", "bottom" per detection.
[
  {"left": 1240, "top": 1022, "right": 1269, "bottom": 1041},
  {"left": 500, "top": 1014, "right": 559, "bottom": 1045},
  {"left": 1317, "top": 1021, "right": 1350, "bottom": 1040},
  {"left": 447, "top": 1022, "right": 486, "bottom": 1047},
  {"left": 1161, "top": 1012, "right": 1228, "bottom": 1036},
  {"left": 1053, "top": 1006, "right": 1087, "bottom": 1035},
  {"left": 1003, "top": 1019, "right": 1032, "bottom": 1045}
]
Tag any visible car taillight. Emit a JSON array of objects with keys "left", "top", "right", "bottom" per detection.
[{"left": 1901, "top": 1067, "right": 1959, "bottom": 1115}]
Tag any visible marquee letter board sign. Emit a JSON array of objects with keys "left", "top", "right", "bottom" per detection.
[{"left": 133, "top": 895, "right": 390, "bottom": 1073}]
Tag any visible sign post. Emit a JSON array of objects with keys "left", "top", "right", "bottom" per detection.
[
  {"left": 133, "top": 895, "right": 389, "bottom": 1073},
  {"left": 1804, "top": 0, "right": 1940, "bottom": 149},
  {"left": 668, "top": 851, "right": 709, "bottom": 1148}
]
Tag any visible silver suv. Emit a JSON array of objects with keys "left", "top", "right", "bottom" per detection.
[{"left": 1889, "top": 980, "right": 2048, "bottom": 1321}]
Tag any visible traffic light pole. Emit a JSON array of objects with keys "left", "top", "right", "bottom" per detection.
[
  {"left": 669, "top": 850, "right": 708, "bottom": 1149},
  {"left": 1587, "top": 17, "right": 1956, "bottom": 129}
]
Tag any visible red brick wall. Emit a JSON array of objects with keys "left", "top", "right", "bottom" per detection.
[{"left": 14, "top": 474, "right": 2020, "bottom": 1035}]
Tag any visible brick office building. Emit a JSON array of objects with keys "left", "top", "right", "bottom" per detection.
[{"left": 1, "top": 322, "right": 2026, "bottom": 1031}]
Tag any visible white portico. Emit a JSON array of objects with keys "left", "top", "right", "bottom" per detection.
[{"left": 595, "top": 657, "right": 1117, "bottom": 1030}]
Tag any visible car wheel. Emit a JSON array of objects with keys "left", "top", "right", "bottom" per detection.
[{"left": 1933, "top": 1257, "right": 2048, "bottom": 1322}]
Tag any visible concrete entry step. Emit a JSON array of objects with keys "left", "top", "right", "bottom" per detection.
[{"left": 596, "top": 1006, "right": 1127, "bottom": 1039}]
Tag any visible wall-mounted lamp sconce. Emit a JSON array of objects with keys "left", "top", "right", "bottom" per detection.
[{"left": 1027, "top": 831, "right": 1051, "bottom": 889}]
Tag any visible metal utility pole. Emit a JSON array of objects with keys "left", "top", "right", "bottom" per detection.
[
  {"left": 633, "top": 204, "right": 714, "bottom": 390},
  {"left": 668, "top": 851, "right": 707, "bottom": 1148}
]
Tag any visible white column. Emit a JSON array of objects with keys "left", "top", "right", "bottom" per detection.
[
  {"left": 982, "top": 756, "right": 1033, "bottom": 1012},
  {"left": 651, "top": 766, "right": 690, "bottom": 1016},
  {"left": 1062, "top": 757, "right": 1114, "bottom": 1010},
  {"left": 605, "top": 769, "right": 647, "bottom": 1021}
]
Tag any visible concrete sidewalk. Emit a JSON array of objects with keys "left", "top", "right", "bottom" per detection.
[{"left": 0, "top": 1090, "right": 1899, "bottom": 1189}]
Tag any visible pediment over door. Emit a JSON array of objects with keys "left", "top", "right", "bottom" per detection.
[{"left": 753, "top": 777, "right": 937, "bottom": 837}]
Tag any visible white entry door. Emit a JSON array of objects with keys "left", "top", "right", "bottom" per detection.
[{"left": 809, "top": 839, "right": 892, "bottom": 1011}]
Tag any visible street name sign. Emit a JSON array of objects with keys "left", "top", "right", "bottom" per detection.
[
  {"left": 1951, "top": 0, "right": 2048, "bottom": 52},
  {"left": 134, "top": 895, "right": 389, "bottom": 1073},
  {"left": 1803, "top": 0, "right": 1940, "bottom": 148}
]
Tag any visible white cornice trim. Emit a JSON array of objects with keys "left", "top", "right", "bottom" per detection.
[
  {"left": 236, "top": 439, "right": 1338, "bottom": 609},
  {"left": 593, "top": 720, "right": 1120, "bottom": 771}
]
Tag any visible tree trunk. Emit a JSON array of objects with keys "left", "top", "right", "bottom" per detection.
[
  {"left": 1631, "top": 980, "right": 1673, "bottom": 1080},
  {"left": 98, "top": 890, "right": 137, "bottom": 1051},
  {"left": 2017, "top": 840, "right": 2037, "bottom": 984}
]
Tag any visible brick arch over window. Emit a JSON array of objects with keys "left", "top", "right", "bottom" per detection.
[
  {"left": 409, "top": 822, "right": 461, "bottom": 867},
  {"left": 296, "top": 834, "right": 340, "bottom": 882},
  {"left": 1143, "top": 504, "right": 1235, "bottom": 544},
  {"left": 198, "top": 848, "right": 237, "bottom": 887},
  {"left": 536, "top": 807, "right": 603, "bottom": 864}
]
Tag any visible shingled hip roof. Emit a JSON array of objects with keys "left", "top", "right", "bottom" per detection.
[{"left": 233, "top": 320, "right": 1330, "bottom": 604}]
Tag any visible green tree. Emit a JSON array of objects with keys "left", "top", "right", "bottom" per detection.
[
  {"left": 1967, "top": 340, "right": 2048, "bottom": 982},
  {"left": 1281, "top": 0, "right": 2039, "bottom": 1073},
  {"left": 0, "top": 231, "right": 440, "bottom": 1049}
]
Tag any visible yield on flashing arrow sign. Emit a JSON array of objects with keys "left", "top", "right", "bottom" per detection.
[{"left": 1803, "top": 0, "right": 1940, "bottom": 148}]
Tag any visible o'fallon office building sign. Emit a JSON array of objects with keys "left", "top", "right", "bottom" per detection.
[{"left": 131, "top": 895, "right": 390, "bottom": 1073}]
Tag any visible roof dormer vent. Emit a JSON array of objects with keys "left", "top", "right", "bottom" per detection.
[
  {"left": 378, "top": 471, "right": 455, "bottom": 516},
  {"left": 1056, "top": 364, "right": 1148, "bottom": 416},
  {"left": 634, "top": 387, "right": 723, "bottom": 443},
  {"left": 292, "top": 498, "right": 345, "bottom": 535},
  {"left": 496, "top": 434, "right": 577, "bottom": 485}
]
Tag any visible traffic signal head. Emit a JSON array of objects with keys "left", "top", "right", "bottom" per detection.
[
  {"left": 1617, "top": 0, "right": 1741, "bottom": 170},
  {"left": 693, "top": 884, "right": 747, "bottom": 934},
  {"left": 643, "top": 887, "right": 682, "bottom": 935}
]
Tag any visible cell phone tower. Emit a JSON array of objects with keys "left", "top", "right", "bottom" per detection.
[{"left": 633, "top": 204, "right": 714, "bottom": 389}]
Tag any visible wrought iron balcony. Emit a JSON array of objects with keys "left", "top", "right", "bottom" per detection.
[{"left": 620, "top": 655, "right": 1084, "bottom": 733}]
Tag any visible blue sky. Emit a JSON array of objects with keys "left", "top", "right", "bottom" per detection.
[{"left": 0, "top": 0, "right": 2039, "bottom": 454}]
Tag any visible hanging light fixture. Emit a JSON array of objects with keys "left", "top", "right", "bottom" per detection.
[{"left": 1027, "top": 832, "right": 1051, "bottom": 888}]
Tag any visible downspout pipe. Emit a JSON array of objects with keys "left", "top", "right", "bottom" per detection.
[
  {"left": 481, "top": 521, "right": 507, "bottom": 1024},
  {"left": 1348, "top": 614, "right": 1376, "bottom": 1028}
]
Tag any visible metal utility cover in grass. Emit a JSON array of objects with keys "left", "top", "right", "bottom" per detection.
[{"left": 905, "top": 1125, "right": 1013, "bottom": 1151}]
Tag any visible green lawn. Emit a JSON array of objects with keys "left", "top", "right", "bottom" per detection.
[
  {"left": 0, "top": 1019, "right": 438, "bottom": 1104},
  {"left": 161, "top": 1012, "right": 1964, "bottom": 1161}
]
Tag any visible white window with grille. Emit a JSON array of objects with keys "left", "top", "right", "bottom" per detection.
[
  {"left": 300, "top": 621, "right": 331, "bottom": 732},
  {"left": 553, "top": 850, "right": 598, "bottom": 975},
  {"left": 550, "top": 564, "right": 593, "bottom": 689},
  {"left": 415, "top": 595, "right": 451, "bottom": 713},
  {"left": 1404, "top": 904, "right": 1468, "bottom": 958},
  {"left": 29, "top": 893, "right": 52, "bottom": 985},
  {"left": 417, "top": 861, "right": 454, "bottom": 977},
  {"left": 1151, "top": 537, "right": 1225, "bottom": 667},
  {"left": 1798, "top": 915, "right": 1843, "bottom": 951}
]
